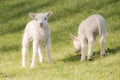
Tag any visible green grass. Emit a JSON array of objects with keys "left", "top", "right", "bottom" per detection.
[{"left": 0, "top": 0, "right": 120, "bottom": 80}]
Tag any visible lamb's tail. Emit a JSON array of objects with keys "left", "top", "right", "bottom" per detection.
[
  {"left": 96, "top": 17, "right": 102, "bottom": 35},
  {"left": 95, "top": 15, "right": 107, "bottom": 36}
]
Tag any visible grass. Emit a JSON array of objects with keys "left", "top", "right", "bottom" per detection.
[{"left": 0, "top": 0, "right": 120, "bottom": 80}]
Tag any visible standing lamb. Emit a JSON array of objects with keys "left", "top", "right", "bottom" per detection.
[
  {"left": 70, "top": 14, "right": 107, "bottom": 61},
  {"left": 22, "top": 12, "right": 52, "bottom": 67}
]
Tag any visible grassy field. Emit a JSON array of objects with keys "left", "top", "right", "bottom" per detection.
[{"left": 0, "top": 0, "right": 120, "bottom": 80}]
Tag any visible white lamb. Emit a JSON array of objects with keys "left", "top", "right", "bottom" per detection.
[
  {"left": 70, "top": 14, "right": 107, "bottom": 61},
  {"left": 22, "top": 12, "right": 52, "bottom": 67}
]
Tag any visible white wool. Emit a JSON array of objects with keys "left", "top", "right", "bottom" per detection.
[
  {"left": 70, "top": 14, "right": 107, "bottom": 61},
  {"left": 22, "top": 12, "right": 52, "bottom": 67}
]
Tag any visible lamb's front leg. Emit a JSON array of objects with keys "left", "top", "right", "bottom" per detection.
[
  {"left": 81, "top": 46, "right": 86, "bottom": 61},
  {"left": 46, "top": 39, "right": 52, "bottom": 63},
  {"left": 31, "top": 40, "right": 39, "bottom": 68},
  {"left": 22, "top": 37, "right": 29, "bottom": 67},
  {"left": 81, "top": 40, "right": 86, "bottom": 61}
]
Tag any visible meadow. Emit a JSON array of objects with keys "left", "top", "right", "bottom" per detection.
[{"left": 0, "top": 0, "right": 120, "bottom": 80}]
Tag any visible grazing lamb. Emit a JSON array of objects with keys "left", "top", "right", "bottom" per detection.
[
  {"left": 22, "top": 12, "right": 52, "bottom": 67},
  {"left": 70, "top": 14, "right": 107, "bottom": 61}
]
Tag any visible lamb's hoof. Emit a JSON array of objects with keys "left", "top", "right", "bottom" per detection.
[
  {"left": 48, "top": 60, "right": 53, "bottom": 64},
  {"left": 31, "top": 64, "right": 35, "bottom": 68},
  {"left": 22, "top": 65, "right": 26, "bottom": 67},
  {"left": 81, "top": 58, "right": 86, "bottom": 61},
  {"left": 100, "top": 51, "right": 106, "bottom": 57},
  {"left": 88, "top": 58, "right": 92, "bottom": 61},
  {"left": 31, "top": 66, "right": 35, "bottom": 68},
  {"left": 100, "top": 53, "right": 106, "bottom": 57},
  {"left": 22, "top": 63, "right": 26, "bottom": 67},
  {"left": 40, "top": 60, "right": 44, "bottom": 63},
  {"left": 87, "top": 55, "right": 93, "bottom": 61}
]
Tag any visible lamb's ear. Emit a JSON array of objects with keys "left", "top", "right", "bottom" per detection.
[
  {"left": 29, "top": 13, "right": 37, "bottom": 19},
  {"left": 46, "top": 12, "right": 53, "bottom": 17},
  {"left": 70, "top": 34, "right": 77, "bottom": 40}
]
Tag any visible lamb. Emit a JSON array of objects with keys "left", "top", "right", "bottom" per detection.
[
  {"left": 22, "top": 12, "right": 52, "bottom": 67},
  {"left": 70, "top": 14, "right": 107, "bottom": 61}
]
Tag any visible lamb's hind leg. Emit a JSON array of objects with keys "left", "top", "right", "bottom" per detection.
[
  {"left": 87, "top": 36, "right": 95, "bottom": 61},
  {"left": 22, "top": 36, "right": 29, "bottom": 67},
  {"left": 100, "top": 35, "right": 106, "bottom": 57},
  {"left": 38, "top": 45, "right": 44, "bottom": 63},
  {"left": 81, "top": 39, "right": 87, "bottom": 61}
]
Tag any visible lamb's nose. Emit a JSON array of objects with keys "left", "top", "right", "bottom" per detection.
[{"left": 40, "top": 23, "right": 43, "bottom": 26}]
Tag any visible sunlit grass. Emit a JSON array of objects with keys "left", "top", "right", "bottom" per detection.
[{"left": 0, "top": 0, "right": 120, "bottom": 80}]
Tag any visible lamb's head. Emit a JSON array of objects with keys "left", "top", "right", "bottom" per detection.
[
  {"left": 70, "top": 34, "right": 81, "bottom": 53},
  {"left": 29, "top": 12, "right": 52, "bottom": 27}
]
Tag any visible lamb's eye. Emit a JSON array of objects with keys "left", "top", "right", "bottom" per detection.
[
  {"left": 35, "top": 19, "right": 38, "bottom": 20},
  {"left": 44, "top": 18, "right": 47, "bottom": 20}
]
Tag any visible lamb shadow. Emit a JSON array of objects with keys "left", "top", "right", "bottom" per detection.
[
  {"left": 62, "top": 46, "right": 120, "bottom": 62},
  {"left": 62, "top": 54, "right": 81, "bottom": 62},
  {"left": 94, "top": 46, "right": 120, "bottom": 55},
  {"left": 106, "top": 46, "right": 120, "bottom": 54}
]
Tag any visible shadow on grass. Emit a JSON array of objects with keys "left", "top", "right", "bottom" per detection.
[
  {"left": 0, "top": 0, "right": 58, "bottom": 24},
  {"left": 0, "top": 0, "right": 58, "bottom": 36},
  {"left": 1, "top": 0, "right": 119, "bottom": 36},
  {"left": 94, "top": 46, "right": 120, "bottom": 55},
  {"left": 62, "top": 54, "right": 81, "bottom": 62},
  {"left": 0, "top": 45, "right": 20, "bottom": 53},
  {"left": 51, "top": 0, "right": 119, "bottom": 45},
  {"left": 62, "top": 46, "right": 120, "bottom": 62},
  {"left": 0, "top": 0, "right": 119, "bottom": 53},
  {"left": 106, "top": 46, "right": 120, "bottom": 54}
]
